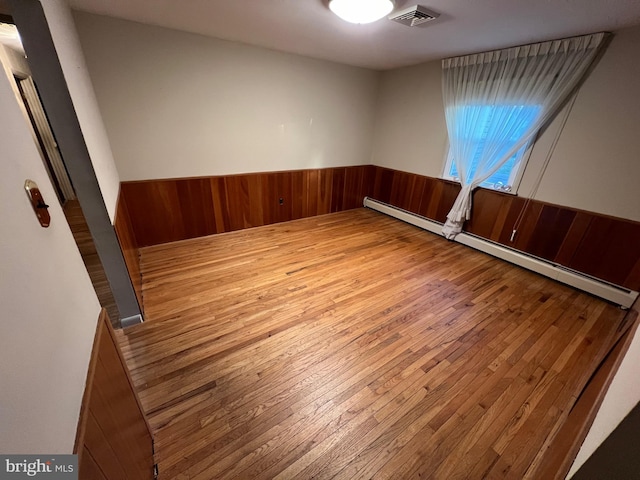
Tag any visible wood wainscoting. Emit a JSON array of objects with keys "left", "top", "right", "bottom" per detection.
[
  {"left": 75, "top": 309, "right": 154, "bottom": 479},
  {"left": 368, "top": 166, "right": 640, "bottom": 292},
  {"left": 114, "top": 165, "right": 640, "bottom": 301},
  {"left": 119, "top": 166, "right": 375, "bottom": 248},
  {"left": 114, "top": 166, "right": 375, "bottom": 310},
  {"left": 114, "top": 193, "right": 143, "bottom": 310}
]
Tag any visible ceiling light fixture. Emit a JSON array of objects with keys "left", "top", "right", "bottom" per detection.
[{"left": 329, "top": 0, "right": 395, "bottom": 24}]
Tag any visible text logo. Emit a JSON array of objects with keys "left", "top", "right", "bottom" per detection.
[{"left": 0, "top": 455, "right": 77, "bottom": 479}]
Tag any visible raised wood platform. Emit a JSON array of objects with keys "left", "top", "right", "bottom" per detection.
[{"left": 118, "top": 208, "right": 627, "bottom": 479}]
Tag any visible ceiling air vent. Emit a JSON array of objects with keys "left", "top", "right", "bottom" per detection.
[{"left": 389, "top": 5, "right": 439, "bottom": 26}]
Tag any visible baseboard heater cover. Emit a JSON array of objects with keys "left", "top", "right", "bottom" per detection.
[{"left": 363, "top": 197, "right": 638, "bottom": 308}]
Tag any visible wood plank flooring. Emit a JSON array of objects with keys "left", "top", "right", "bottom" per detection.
[{"left": 117, "top": 208, "right": 627, "bottom": 479}]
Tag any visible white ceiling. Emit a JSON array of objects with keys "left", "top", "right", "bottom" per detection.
[{"left": 67, "top": 0, "right": 640, "bottom": 70}]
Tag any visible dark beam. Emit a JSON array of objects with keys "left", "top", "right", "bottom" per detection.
[{"left": 9, "top": 0, "right": 142, "bottom": 326}]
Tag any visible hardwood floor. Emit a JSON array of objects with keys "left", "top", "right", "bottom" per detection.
[{"left": 117, "top": 208, "right": 627, "bottom": 479}]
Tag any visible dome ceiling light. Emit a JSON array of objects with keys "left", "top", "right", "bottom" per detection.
[{"left": 328, "top": 0, "right": 395, "bottom": 24}]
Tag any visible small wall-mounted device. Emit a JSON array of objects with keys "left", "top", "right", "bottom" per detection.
[{"left": 24, "top": 179, "right": 50, "bottom": 227}]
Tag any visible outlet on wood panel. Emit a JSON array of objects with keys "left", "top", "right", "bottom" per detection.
[{"left": 279, "top": 197, "right": 284, "bottom": 205}]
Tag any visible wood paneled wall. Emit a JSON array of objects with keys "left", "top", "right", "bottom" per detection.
[
  {"left": 119, "top": 166, "right": 375, "bottom": 247},
  {"left": 369, "top": 166, "right": 640, "bottom": 292},
  {"left": 114, "top": 194, "right": 143, "bottom": 311},
  {"left": 75, "top": 310, "right": 154, "bottom": 479},
  {"left": 115, "top": 164, "right": 640, "bottom": 293}
]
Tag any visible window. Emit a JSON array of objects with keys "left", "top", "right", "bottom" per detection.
[{"left": 443, "top": 104, "right": 541, "bottom": 193}]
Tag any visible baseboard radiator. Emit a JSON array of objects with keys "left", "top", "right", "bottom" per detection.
[{"left": 363, "top": 197, "right": 639, "bottom": 308}]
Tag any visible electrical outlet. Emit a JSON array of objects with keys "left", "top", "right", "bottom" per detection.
[{"left": 279, "top": 198, "right": 284, "bottom": 205}]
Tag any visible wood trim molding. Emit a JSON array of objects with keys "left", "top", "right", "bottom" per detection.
[
  {"left": 74, "top": 309, "right": 106, "bottom": 458},
  {"left": 105, "top": 310, "right": 153, "bottom": 436},
  {"left": 74, "top": 308, "right": 154, "bottom": 479}
]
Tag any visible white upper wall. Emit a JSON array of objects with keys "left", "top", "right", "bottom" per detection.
[
  {"left": 0, "top": 52, "right": 101, "bottom": 453},
  {"left": 523, "top": 26, "right": 640, "bottom": 221},
  {"left": 371, "top": 26, "right": 640, "bottom": 222},
  {"left": 42, "top": 0, "right": 121, "bottom": 222},
  {"left": 73, "top": 12, "right": 381, "bottom": 181},
  {"left": 370, "top": 59, "right": 448, "bottom": 178}
]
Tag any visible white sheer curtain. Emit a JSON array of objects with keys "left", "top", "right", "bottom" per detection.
[{"left": 441, "top": 33, "right": 607, "bottom": 239}]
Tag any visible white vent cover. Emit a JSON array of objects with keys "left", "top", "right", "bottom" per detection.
[{"left": 389, "top": 5, "right": 439, "bottom": 26}]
